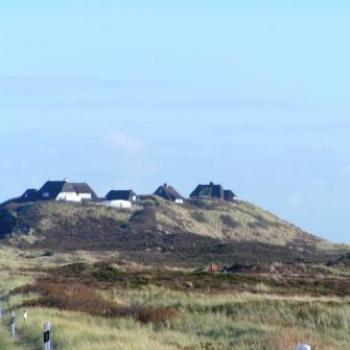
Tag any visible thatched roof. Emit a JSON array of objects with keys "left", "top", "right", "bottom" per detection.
[
  {"left": 190, "top": 182, "right": 236, "bottom": 202},
  {"left": 154, "top": 183, "right": 184, "bottom": 202},
  {"left": 37, "top": 181, "right": 97, "bottom": 200},
  {"left": 105, "top": 190, "right": 138, "bottom": 201}
]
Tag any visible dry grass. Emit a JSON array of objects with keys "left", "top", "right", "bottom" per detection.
[
  {"left": 3, "top": 289, "right": 350, "bottom": 349},
  {"left": 1, "top": 245, "right": 350, "bottom": 350},
  {"left": 153, "top": 198, "right": 320, "bottom": 247},
  {"left": 5, "top": 269, "right": 350, "bottom": 350},
  {"left": 3, "top": 198, "right": 329, "bottom": 252},
  {"left": 16, "top": 281, "right": 177, "bottom": 325}
]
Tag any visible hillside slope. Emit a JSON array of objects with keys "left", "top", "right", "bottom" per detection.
[
  {"left": 0, "top": 197, "right": 338, "bottom": 266},
  {"left": 151, "top": 198, "right": 321, "bottom": 247}
]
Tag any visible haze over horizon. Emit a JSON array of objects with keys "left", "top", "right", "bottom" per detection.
[{"left": 1, "top": 1, "right": 350, "bottom": 243}]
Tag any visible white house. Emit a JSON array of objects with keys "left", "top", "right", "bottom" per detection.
[
  {"left": 37, "top": 180, "right": 97, "bottom": 203},
  {"left": 102, "top": 190, "right": 139, "bottom": 209}
]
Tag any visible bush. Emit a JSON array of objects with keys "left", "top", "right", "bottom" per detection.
[{"left": 18, "top": 281, "right": 177, "bottom": 324}]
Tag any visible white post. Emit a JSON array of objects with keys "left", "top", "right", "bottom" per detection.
[
  {"left": 23, "top": 310, "right": 28, "bottom": 322},
  {"left": 44, "top": 321, "right": 51, "bottom": 350},
  {"left": 10, "top": 311, "right": 16, "bottom": 339},
  {"left": 294, "top": 345, "right": 311, "bottom": 350}
]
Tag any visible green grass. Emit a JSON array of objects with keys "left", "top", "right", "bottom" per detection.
[
  {"left": 7, "top": 288, "right": 350, "bottom": 350},
  {"left": 6, "top": 282, "right": 350, "bottom": 349},
  {"left": 1, "top": 247, "right": 350, "bottom": 350}
]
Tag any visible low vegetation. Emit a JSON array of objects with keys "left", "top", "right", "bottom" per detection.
[
  {"left": 0, "top": 249, "right": 349, "bottom": 350},
  {"left": 1, "top": 198, "right": 329, "bottom": 251},
  {"left": 0, "top": 197, "right": 349, "bottom": 349},
  {"left": 1, "top": 199, "right": 345, "bottom": 269},
  {"left": 15, "top": 281, "right": 177, "bottom": 324}
]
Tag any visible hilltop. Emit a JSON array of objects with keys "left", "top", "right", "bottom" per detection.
[{"left": 0, "top": 197, "right": 341, "bottom": 267}]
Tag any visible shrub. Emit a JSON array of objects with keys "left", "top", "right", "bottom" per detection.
[
  {"left": 191, "top": 212, "right": 208, "bottom": 223},
  {"left": 220, "top": 214, "right": 241, "bottom": 229},
  {"left": 18, "top": 281, "right": 177, "bottom": 325}
]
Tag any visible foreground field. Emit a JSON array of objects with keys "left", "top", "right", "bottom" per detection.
[{"left": 0, "top": 247, "right": 350, "bottom": 349}]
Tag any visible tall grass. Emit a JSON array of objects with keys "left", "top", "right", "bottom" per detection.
[
  {"left": 1, "top": 247, "right": 350, "bottom": 350},
  {"left": 4, "top": 284, "right": 350, "bottom": 350}
]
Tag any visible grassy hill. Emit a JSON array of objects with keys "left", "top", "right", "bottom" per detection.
[
  {"left": 151, "top": 198, "right": 321, "bottom": 245},
  {"left": 0, "top": 199, "right": 349, "bottom": 349},
  {"left": 0, "top": 197, "right": 344, "bottom": 267}
]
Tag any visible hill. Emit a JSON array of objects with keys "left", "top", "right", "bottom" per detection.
[{"left": 0, "top": 197, "right": 343, "bottom": 267}]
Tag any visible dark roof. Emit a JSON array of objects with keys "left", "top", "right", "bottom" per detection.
[
  {"left": 154, "top": 184, "right": 184, "bottom": 201},
  {"left": 37, "top": 181, "right": 71, "bottom": 200},
  {"left": 224, "top": 190, "right": 236, "bottom": 202},
  {"left": 37, "top": 181, "right": 97, "bottom": 200},
  {"left": 105, "top": 190, "right": 138, "bottom": 201},
  {"left": 72, "top": 183, "right": 98, "bottom": 199},
  {"left": 190, "top": 182, "right": 236, "bottom": 202},
  {"left": 190, "top": 182, "right": 224, "bottom": 199},
  {"left": 20, "top": 189, "right": 38, "bottom": 202}
]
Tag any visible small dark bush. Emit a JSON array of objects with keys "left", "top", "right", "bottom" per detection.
[
  {"left": 92, "top": 265, "right": 121, "bottom": 282},
  {"left": 120, "top": 222, "right": 129, "bottom": 229},
  {"left": 220, "top": 215, "right": 241, "bottom": 229},
  {"left": 191, "top": 212, "right": 208, "bottom": 223},
  {"left": 42, "top": 250, "right": 55, "bottom": 257}
]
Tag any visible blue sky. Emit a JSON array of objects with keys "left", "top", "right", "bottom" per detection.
[{"left": 1, "top": 1, "right": 350, "bottom": 242}]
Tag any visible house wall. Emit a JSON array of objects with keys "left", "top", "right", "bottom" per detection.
[
  {"left": 56, "top": 192, "right": 82, "bottom": 202},
  {"left": 101, "top": 200, "right": 132, "bottom": 209},
  {"left": 77, "top": 193, "right": 92, "bottom": 201},
  {"left": 175, "top": 198, "right": 184, "bottom": 204}
]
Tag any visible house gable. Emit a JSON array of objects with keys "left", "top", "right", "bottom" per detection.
[
  {"left": 37, "top": 181, "right": 96, "bottom": 202},
  {"left": 190, "top": 182, "right": 236, "bottom": 202},
  {"left": 154, "top": 183, "right": 184, "bottom": 202},
  {"left": 105, "top": 190, "right": 139, "bottom": 202}
]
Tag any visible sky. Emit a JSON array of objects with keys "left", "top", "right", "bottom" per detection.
[{"left": 1, "top": 1, "right": 350, "bottom": 242}]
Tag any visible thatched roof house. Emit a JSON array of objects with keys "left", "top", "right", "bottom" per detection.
[
  {"left": 37, "top": 180, "right": 97, "bottom": 202},
  {"left": 190, "top": 182, "right": 236, "bottom": 202},
  {"left": 154, "top": 183, "right": 184, "bottom": 204}
]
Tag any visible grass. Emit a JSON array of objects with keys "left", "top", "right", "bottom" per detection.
[
  {"left": 1, "top": 197, "right": 350, "bottom": 349},
  {"left": 3, "top": 199, "right": 347, "bottom": 268},
  {"left": 7, "top": 288, "right": 350, "bottom": 350},
  {"left": 16, "top": 281, "right": 177, "bottom": 324},
  {"left": 1, "top": 246, "right": 350, "bottom": 349},
  {"left": 154, "top": 198, "right": 321, "bottom": 247},
  {"left": 3, "top": 198, "right": 329, "bottom": 251}
]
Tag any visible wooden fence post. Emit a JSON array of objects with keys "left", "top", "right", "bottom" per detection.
[{"left": 44, "top": 321, "right": 51, "bottom": 350}]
